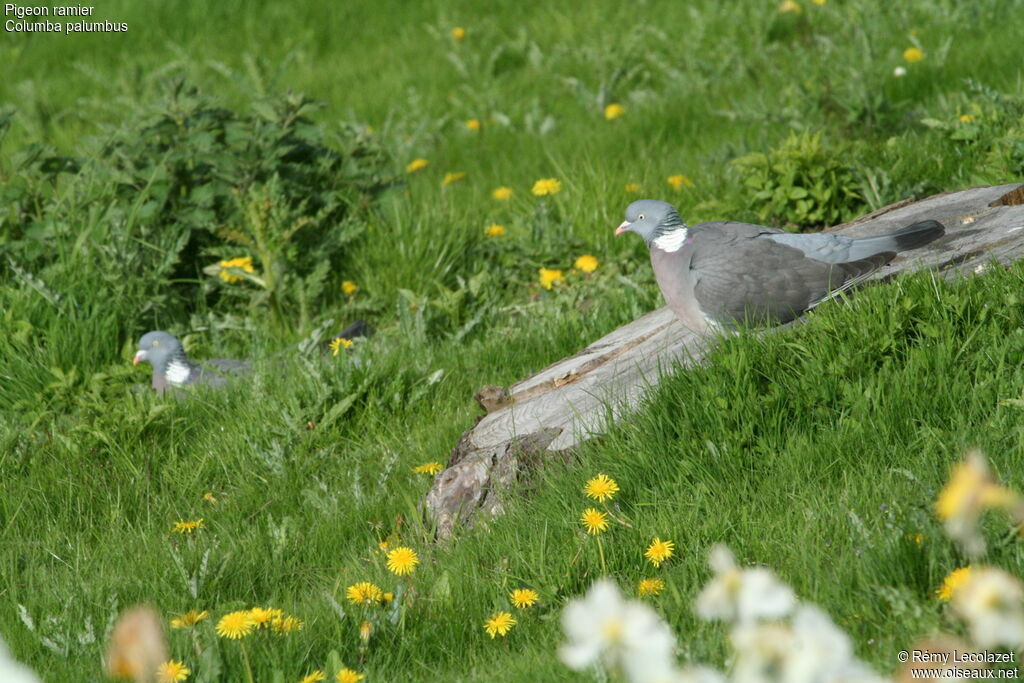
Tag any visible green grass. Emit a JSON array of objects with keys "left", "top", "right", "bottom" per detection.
[{"left": 3, "top": 0, "right": 1024, "bottom": 680}]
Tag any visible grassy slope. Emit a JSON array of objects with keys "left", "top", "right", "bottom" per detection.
[{"left": 2, "top": 0, "right": 1024, "bottom": 680}]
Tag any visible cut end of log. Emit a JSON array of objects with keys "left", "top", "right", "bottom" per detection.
[
  {"left": 426, "top": 427, "right": 562, "bottom": 541},
  {"left": 474, "top": 385, "right": 511, "bottom": 414},
  {"left": 991, "top": 185, "right": 1024, "bottom": 207}
]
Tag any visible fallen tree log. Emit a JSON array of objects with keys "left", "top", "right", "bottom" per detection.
[{"left": 425, "top": 182, "right": 1024, "bottom": 540}]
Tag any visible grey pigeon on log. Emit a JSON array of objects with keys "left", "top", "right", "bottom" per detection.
[
  {"left": 616, "top": 199, "right": 944, "bottom": 333},
  {"left": 133, "top": 331, "right": 251, "bottom": 395}
]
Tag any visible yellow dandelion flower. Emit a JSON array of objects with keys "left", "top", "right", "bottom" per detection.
[
  {"left": 248, "top": 607, "right": 282, "bottom": 629},
  {"left": 907, "top": 532, "right": 924, "bottom": 546},
  {"left": 346, "top": 582, "right": 384, "bottom": 605},
  {"left": 778, "top": 0, "right": 801, "bottom": 13},
  {"left": 531, "top": 178, "right": 562, "bottom": 196},
  {"left": 604, "top": 103, "right": 626, "bottom": 120},
  {"left": 215, "top": 610, "right": 255, "bottom": 639},
  {"left": 580, "top": 508, "right": 609, "bottom": 535},
  {"left": 959, "top": 114, "right": 973, "bottom": 122},
  {"left": 538, "top": 268, "right": 564, "bottom": 291},
  {"left": 413, "top": 461, "right": 444, "bottom": 475},
  {"left": 172, "top": 519, "right": 204, "bottom": 534},
  {"left": 491, "top": 186, "right": 513, "bottom": 200},
  {"left": 271, "top": 615, "right": 304, "bottom": 634},
  {"left": 359, "top": 620, "right": 373, "bottom": 643},
  {"left": 583, "top": 473, "right": 618, "bottom": 501},
  {"left": 483, "top": 611, "right": 516, "bottom": 638},
  {"left": 903, "top": 47, "right": 924, "bottom": 63},
  {"left": 337, "top": 669, "right": 365, "bottom": 683},
  {"left": 812, "top": 0, "right": 826, "bottom": 4},
  {"left": 217, "top": 256, "right": 255, "bottom": 283},
  {"left": 169, "top": 610, "right": 208, "bottom": 629},
  {"left": 667, "top": 174, "right": 693, "bottom": 191},
  {"left": 405, "top": 158, "right": 429, "bottom": 173},
  {"left": 341, "top": 280, "right": 359, "bottom": 294},
  {"left": 298, "top": 671, "right": 325, "bottom": 683},
  {"left": 936, "top": 566, "right": 973, "bottom": 602},
  {"left": 466, "top": 118, "right": 481, "bottom": 131},
  {"left": 386, "top": 546, "right": 420, "bottom": 576},
  {"left": 624, "top": 183, "right": 639, "bottom": 193},
  {"left": 645, "top": 537, "right": 675, "bottom": 567},
  {"left": 452, "top": 26, "right": 465, "bottom": 41},
  {"left": 157, "top": 659, "right": 190, "bottom": 682},
  {"left": 329, "top": 337, "right": 354, "bottom": 356},
  {"left": 510, "top": 588, "right": 539, "bottom": 609},
  {"left": 638, "top": 577, "right": 666, "bottom": 597},
  {"left": 378, "top": 540, "right": 390, "bottom": 551},
  {"left": 443, "top": 171, "right": 467, "bottom": 186},
  {"left": 575, "top": 255, "right": 599, "bottom": 274},
  {"left": 485, "top": 223, "right": 506, "bottom": 237},
  {"left": 382, "top": 592, "right": 394, "bottom": 604},
  {"left": 202, "top": 492, "right": 217, "bottom": 504}
]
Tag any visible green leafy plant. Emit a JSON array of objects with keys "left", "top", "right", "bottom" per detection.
[
  {"left": 730, "top": 131, "right": 867, "bottom": 230},
  {"left": 0, "top": 79, "right": 395, "bottom": 336}
]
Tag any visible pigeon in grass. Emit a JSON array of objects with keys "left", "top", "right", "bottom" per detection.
[
  {"left": 133, "top": 331, "right": 251, "bottom": 395},
  {"left": 616, "top": 199, "right": 944, "bottom": 333}
]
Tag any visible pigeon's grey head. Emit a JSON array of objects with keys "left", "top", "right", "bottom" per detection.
[
  {"left": 133, "top": 331, "right": 185, "bottom": 371},
  {"left": 615, "top": 200, "right": 686, "bottom": 244}
]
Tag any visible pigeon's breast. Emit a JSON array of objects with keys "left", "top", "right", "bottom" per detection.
[{"left": 649, "top": 245, "right": 709, "bottom": 333}]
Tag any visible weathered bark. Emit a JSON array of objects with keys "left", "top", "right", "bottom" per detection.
[{"left": 425, "top": 183, "right": 1024, "bottom": 540}]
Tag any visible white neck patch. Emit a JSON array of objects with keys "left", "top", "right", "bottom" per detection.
[
  {"left": 652, "top": 228, "right": 689, "bottom": 253},
  {"left": 166, "top": 360, "right": 192, "bottom": 386}
]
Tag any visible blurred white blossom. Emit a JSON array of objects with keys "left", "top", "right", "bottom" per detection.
[
  {"left": 0, "top": 637, "right": 40, "bottom": 683},
  {"left": 560, "top": 578, "right": 679, "bottom": 683},
  {"left": 696, "top": 545, "right": 795, "bottom": 625},
  {"left": 952, "top": 566, "right": 1024, "bottom": 649},
  {"left": 675, "top": 666, "right": 728, "bottom": 683},
  {"left": 785, "top": 606, "right": 885, "bottom": 683}
]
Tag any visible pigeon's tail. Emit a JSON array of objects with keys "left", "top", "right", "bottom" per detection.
[{"left": 847, "top": 220, "right": 945, "bottom": 259}]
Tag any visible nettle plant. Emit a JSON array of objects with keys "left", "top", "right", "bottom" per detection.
[
  {"left": 731, "top": 131, "right": 867, "bottom": 231},
  {"left": 99, "top": 80, "right": 394, "bottom": 333},
  {"left": 1, "top": 79, "right": 394, "bottom": 335}
]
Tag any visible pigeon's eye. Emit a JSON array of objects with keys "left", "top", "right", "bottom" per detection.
[{"left": 638, "top": 214, "right": 645, "bottom": 220}]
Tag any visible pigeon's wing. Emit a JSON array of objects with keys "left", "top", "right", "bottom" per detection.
[
  {"left": 688, "top": 223, "right": 890, "bottom": 326},
  {"left": 192, "top": 360, "right": 250, "bottom": 388},
  {"left": 762, "top": 232, "right": 858, "bottom": 264},
  {"left": 764, "top": 220, "right": 944, "bottom": 262},
  {"left": 202, "top": 359, "right": 252, "bottom": 374}
]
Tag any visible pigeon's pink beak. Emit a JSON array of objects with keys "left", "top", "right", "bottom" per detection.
[
  {"left": 615, "top": 221, "right": 631, "bottom": 235},
  {"left": 132, "top": 351, "right": 145, "bottom": 365}
]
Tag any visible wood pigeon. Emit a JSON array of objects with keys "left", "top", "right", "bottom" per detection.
[
  {"left": 133, "top": 331, "right": 251, "bottom": 395},
  {"left": 616, "top": 199, "right": 944, "bottom": 333}
]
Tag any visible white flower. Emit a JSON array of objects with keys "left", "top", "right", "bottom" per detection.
[
  {"left": 731, "top": 622, "right": 793, "bottom": 683},
  {"left": 560, "top": 578, "right": 679, "bottom": 683},
  {"left": 674, "top": 666, "right": 727, "bottom": 683},
  {"left": 893, "top": 66, "right": 907, "bottom": 77},
  {"left": 695, "top": 545, "right": 795, "bottom": 625},
  {"left": 730, "top": 607, "right": 884, "bottom": 683},
  {"left": 0, "top": 638, "right": 40, "bottom": 683},
  {"left": 952, "top": 567, "right": 1024, "bottom": 649},
  {"left": 786, "top": 606, "right": 886, "bottom": 683}
]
